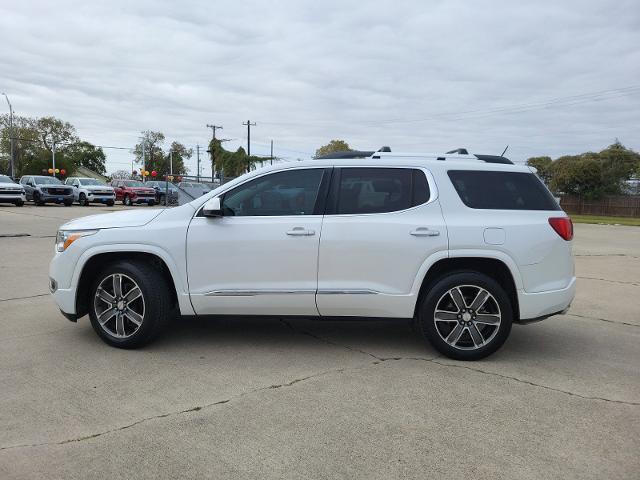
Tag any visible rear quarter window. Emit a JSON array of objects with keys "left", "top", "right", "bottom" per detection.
[{"left": 447, "top": 170, "right": 560, "bottom": 211}]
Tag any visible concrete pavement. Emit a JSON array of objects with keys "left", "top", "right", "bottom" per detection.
[{"left": 0, "top": 204, "right": 638, "bottom": 479}]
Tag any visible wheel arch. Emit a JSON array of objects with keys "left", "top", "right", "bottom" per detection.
[
  {"left": 414, "top": 256, "right": 520, "bottom": 321},
  {"left": 74, "top": 250, "right": 182, "bottom": 318}
]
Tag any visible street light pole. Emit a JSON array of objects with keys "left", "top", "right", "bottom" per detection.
[{"left": 2, "top": 93, "right": 14, "bottom": 178}]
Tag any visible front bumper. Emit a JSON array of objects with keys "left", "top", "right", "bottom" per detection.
[
  {"left": 0, "top": 193, "right": 26, "bottom": 202},
  {"left": 517, "top": 276, "right": 576, "bottom": 321},
  {"left": 133, "top": 195, "right": 156, "bottom": 203},
  {"left": 40, "top": 192, "right": 74, "bottom": 202},
  {"left": 87, "top": 193, "right": 115, "bottom": 203}
]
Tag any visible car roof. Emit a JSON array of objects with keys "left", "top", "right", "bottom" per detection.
[{"left": 249, "top": 155, "right": 530, "bottom": 174}]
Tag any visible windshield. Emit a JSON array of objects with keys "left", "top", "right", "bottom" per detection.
[
  {"left": 0, "top": 176, "right": 15, "bottom": 184},
  {"left": 80, "top": 178, "right": 104, "bottom": 186},
  {"left": 124, "top": 181, "right": 145, "bottom": 187},
  {"left": 35, "top": 177, "right": 63, "bottom": 185}
]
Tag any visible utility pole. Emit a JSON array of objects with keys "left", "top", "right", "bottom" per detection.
[
  {"left": 196, "top": 144, "right": 200, "bottom": 183},
  {"left": 270, "top": 139, "right": 273, "bottom": 165},
  {"left": 242, "top": 120, "right": 256, "bottom": 172},
  {"left": 2, "top": 93, "right": 14, "bottom": 178},
  {"left": 206, "top": 124, "right": 222, "bottom": 181},
  {"left": 52, "top": 141, "right": 56, "bottom": 176}
]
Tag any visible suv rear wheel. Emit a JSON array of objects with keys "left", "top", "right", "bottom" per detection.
[
  {"left": 88, "top": 260, "right": 172, "bottom": 348},
  {"left": 418, "top": 271, "right": 512, "bottom": 360}
]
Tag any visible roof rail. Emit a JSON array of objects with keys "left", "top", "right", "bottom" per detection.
[{"left": 473, "top": 154, "right": 513, "bottom": 164}]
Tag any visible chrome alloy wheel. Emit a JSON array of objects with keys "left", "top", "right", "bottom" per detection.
[
  {"left": 434, "top": 285, "right": 501, "bottom": 350},
  {"left": 93, "top": 273, "right": 145, "bottom": 339}
]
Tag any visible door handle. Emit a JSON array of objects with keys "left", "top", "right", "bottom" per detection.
[
  {"left": 286, "top": 227, "right": 315, "bottom": 236},
  {"left": 410, "top": 227, "right": 440, "bottom": 237}
]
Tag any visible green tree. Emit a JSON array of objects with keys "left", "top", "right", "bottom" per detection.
[
  {"left": 208, "top": 139, "right": 262, "bottom": 178},
  {"left": 598, "top": 141, "right": 640, "bottom": 191},
  {"left": 65, "top": 141, "right": 106, "bottom": 175},
  {"left": 161, "top": 141, "right": 191, "bottom": 176},
  {"left": 133, "top": 131, "right": 165, "bottom": 173},
  {"left": 314, "top": 139, "right": 352, "bottom": 158},
  {"left": 549, "top": 155, "right": 605, "bottom": 199},
  {"left": 526, "top": 156, "right": 553, "bottom": 183}
]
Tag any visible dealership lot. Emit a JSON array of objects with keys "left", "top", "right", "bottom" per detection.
[{"left": 0, "top": 205, "right": 638, "bottom": 479}]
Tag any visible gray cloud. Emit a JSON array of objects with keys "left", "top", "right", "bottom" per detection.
[{"left": 1, "top": 0, "right": 639, "bottom": 174}]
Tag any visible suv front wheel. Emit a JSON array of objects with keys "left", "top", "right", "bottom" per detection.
[
  {"left": 88, "top": 260, "right": 172, "bottom": 348},
  {"left": 418, "top": 271, "right": 512, "bottom": 360}
]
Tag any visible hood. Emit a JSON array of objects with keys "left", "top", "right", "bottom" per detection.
[
  {"left": 85, "top": 185, "right": 114, "bottom": 191},
  {"left": 0, "top": 184, "right": 23, "bottom": 190},
  {"left": 61, "top": 209, "right": 165, "bottom": 230}
]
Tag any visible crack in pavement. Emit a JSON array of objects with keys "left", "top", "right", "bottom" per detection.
[
  {"left": 575, "top": 254, "right": 640, "bottom": 259},
  {"left": 564, "top": 313, "right": 639, "bottom": 328},
  {"left": 0, "top": 365, "right": 353, "bottom": 452},
  {"left": 279, "top": 320, "right": 640, "bottom": 406},
  {"left": 2, "top": 319, "right": 638, "bottom": 452},
  {"left": 577, "top": 276, "right": 640, "bottom": 286},
  {"left": 0, "top": 293, "right": 49, "bottom": 303}
]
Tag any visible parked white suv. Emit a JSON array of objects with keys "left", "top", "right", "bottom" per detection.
[
  {"left": 64, "top": 177, "right": 116, "bottom": 206},
  {"left": 49, "top": 151, "right": 575, "bottom": 360}
]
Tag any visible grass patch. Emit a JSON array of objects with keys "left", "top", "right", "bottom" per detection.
[{"left": 570, "top": 214, "right": 640, "bottom": 227}]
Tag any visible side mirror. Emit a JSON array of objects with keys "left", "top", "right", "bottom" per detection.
[{"left": 202, "top": 197, "right": 223, "bottom": 217}]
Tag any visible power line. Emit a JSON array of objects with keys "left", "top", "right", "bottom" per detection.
[{"left": 258, "top": 85, "right": 640, "bottom": 127}]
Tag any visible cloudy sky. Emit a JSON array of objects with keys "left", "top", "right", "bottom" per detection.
[{"left": 1, "top": 0, "right": 639, "bottom": 175}]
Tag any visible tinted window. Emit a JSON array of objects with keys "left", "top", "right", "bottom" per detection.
[
  {"left": 447, "top": 170, "right": 560, "bottom": 210},
  {"left": 335, "top": 168, "right": 429, "bottom": 214},
  {"left": 222, "top": 169, "right": 325, "bottom": 216}
]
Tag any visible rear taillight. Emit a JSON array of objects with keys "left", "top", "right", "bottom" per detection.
[{"left": 548, "top": 217, "right": 573, "bottom": 241}]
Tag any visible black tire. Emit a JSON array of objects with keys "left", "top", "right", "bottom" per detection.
[
  {"left": 79, "top": 193, "right": 88, "bottom": 206},
  {"left": 418, "top": 271, "right": 513, "bottom": 361},
  {"left": 123, "top": 195, "right": 131, "bottom": 206},
  {"left": 64, "top": 200, "right": 73, "bottom": 207},
  {"left": 106, "top": 200, "right": 114, "bottom": 207},
  {"left": 148, "top": 200, "right": 155, "bottom": 206},
  {"left": 33, "top": 192, "right": 44, "bottom": 206},
  {"left": 88, "top": 260, "right": 173, "bottom": 348},
  {"left": 14, "top": 200, "right": 24, "bottom": 207}
]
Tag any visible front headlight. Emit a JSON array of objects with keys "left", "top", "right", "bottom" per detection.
[{"left": 55, "top": 230, "right": 98, "bottom": 252}]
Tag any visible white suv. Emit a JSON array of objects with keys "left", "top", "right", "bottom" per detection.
[
  {"left": 49, "top": 151, "right": 575, "bottom": 360},
  {"left": 64, "top": 177, "right": 115, "bottom": 206}
]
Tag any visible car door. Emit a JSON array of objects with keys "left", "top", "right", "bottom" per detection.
[
  {"left": 112, "top": 181, "right": 124, "bottom": 201},
  {"left": 21, "top": 177, "right": 34, "bottom": 200},
  {"left": 186, "top": 167, "right": 331, "bottom": 316},
  {"left": 316, "top": 167, "right": 448, "bottom": 318},
  {"left": 70, "top": 179, "right": 80, "bottom": 200}
]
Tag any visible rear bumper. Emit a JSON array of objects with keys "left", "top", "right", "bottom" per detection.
[{"left": 517, "top": 276, "right": 576, "bottom": 321}]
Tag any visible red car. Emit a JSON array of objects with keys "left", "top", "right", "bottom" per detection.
[{"left": 111, "top": 180, "right": 157, "bottom": 206}]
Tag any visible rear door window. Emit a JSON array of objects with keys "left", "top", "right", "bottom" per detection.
[
  {"left": 332, "top": 168, "right": 430, "bottom": 214},
  {"left": 447, "top": 170, "right": 560, "bottom": 210}
]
